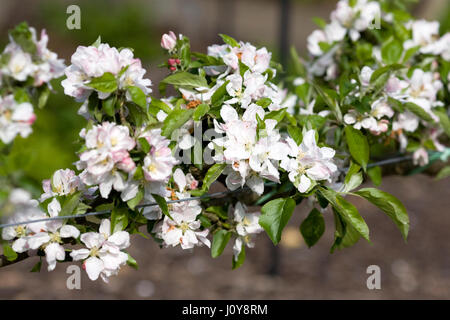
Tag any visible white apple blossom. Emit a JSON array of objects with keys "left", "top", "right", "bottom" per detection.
[
  {"left": 40, "top": 169, "right": 82, "bottom": 202},
  {"left": 281, "top": 130, "right": 337, "bottom": 193},
  {"left": 404, "top": 20, "right": 441, "bottom": 55},
  {"left": 1, "top": 44, "right": 35, "bottom": 82},
  {"left": 1, "top": 189, "right": 47, "bottom": 253},
  {"left": 25, "top": 199, "right": 80, "bottom": 271},
  {"left": 62, "top": 43, "right": 151, "bottom": 102},
  {"left": 70, "top": 219, "right": 130, "bottom": 282},
  {"left": 143, "top": 168, "right": 198, "bottom": 220},
  {"left": 207, "top": 41, "right": 272, "bottom": 75},
  {"left": 153, "top": 192, "right": 210, "bottom": 249},
  {"left": 32, "top": 28, "right": 65, "bottom": 86},
  {"left": 344, "top": 99, "right": 393, "bottom": 135},
  {"left": 161, "top": 31, "right": 177, "bottom": 51},
  {"left": 1, "top": 27, "right": 65, "bottom": 86},
  {"left": 330, "top": 0, "right": 381, "bottom": 41},
  {"left": 76, "top": 122, "right": 136, "bottom": 199},
  {"left": 139, "top": 128, "right": 178, "bottom": 182},
  {"left": 210, "top": 104, "right": 289, "bottom": 194},
  {"left": 413, "top": 147, "right": 429, "bottom": 166},
  {"left": 0, "top": 95, "right": 36, "bottom": 144},
  {"left": 232, "top": 202, "right": 263, "bottom": 261}
]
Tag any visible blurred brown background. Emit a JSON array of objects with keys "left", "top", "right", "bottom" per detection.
[{"left": 0, "top": 0, "right": 449, "bottom": 299}]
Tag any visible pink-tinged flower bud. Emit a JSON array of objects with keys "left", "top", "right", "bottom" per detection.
[
  {"left": 27, "top": 113, "right": 37, "bottom": 125},
  {"left": 169, "top": 66, "right": 176, "bottom": 71},
  {"left": 42, "top": 179, "right": 51, "bottom": 194},
  {"left": 168, "top": 58, "right": 177, "bottom": 66},
  {"left": 117, "top": 155, "right": 136, "bottom": 173},
  {"left": 161, "top": 31, "right": 177, "bottom": 51},
  {"left": 413, "top": 148, "right": 429, "bottom": 167},
  {"left": 175, "top": 59, "right": 181, "bottom": 64},
  {"left": 186, "top": 173, "right": 198, "bottom": 190}
]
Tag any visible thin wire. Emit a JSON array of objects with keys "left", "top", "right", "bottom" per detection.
[
  {"left": 0, "top": 153, "right": 427, "bottom": 229},
  {"left": 0, "top": 189, "right": 244, "bottom": 229}
]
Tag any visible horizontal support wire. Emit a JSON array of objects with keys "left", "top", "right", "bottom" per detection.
[{"left": 0, "top": 151, "right": 439, "bottom": 229}]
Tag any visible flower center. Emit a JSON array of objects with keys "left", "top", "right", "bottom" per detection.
[
  {"left": 90, "top": 246, "right": 100, "bottom": 257},
  {"left": 50, "top": 232, "right": 62, "bottom": 243},
  {"left": 15, "top": 225, "right": 26, "bottom": 237},
  {"left": 179, "top": 222, "right": 190, "bottom": 233}
]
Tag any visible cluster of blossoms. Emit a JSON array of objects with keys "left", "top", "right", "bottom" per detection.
[
  {"left": 1, "top": 0, "right": 449, "bottom": 282},
  {"left": 0, "top": 24, "right": 65, "bottom": 86},
  {"left": 61, "top": 40, "right": 152, "bottom": 119},
  {"left": 0, "top": 23, "right": 65, "bottom": 144},
  {"left": 0, "top": 95, "right": 35, "bottom": 143},
  {"left": 299, "top": 0, "right": 450, "bottom": 171}
]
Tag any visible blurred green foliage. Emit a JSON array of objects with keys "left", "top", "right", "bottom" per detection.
[{"left": 1, "top": 0, "right": 163, "bottom": 196}]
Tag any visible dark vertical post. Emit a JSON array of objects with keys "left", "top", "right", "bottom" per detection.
[
  {"left": 216, "top": 0, "right": 236, "bottom": 39},
  {"left": 268, "top": 0, "right": 291, "bottom": 277},
  {"left": 279, "top": 0, "right": 290, "bottom": 67}
]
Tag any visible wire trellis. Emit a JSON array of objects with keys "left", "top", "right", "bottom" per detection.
[{"left": 1, "top": 149, "right": 442, "bottom": 230}]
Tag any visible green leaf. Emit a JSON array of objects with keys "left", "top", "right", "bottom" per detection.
[
  {"left": 319, "top": 188, "right": 370, "bottom": 241},
  {"left": 313, "top": 84, "right": 342, "bottom": 122},
  {"left": 37, "top": 86, "right": 50, "bottom": 109},
  {"left": 193, "top": 103, "right": 210, "bottom": 121},
  {"left": 287, "top": 125, "right": 302, "bottom": 145},
  {"left": 73, "top": 202, "right": 91, "bottom": 215},
  {"left": 219, "top": 34, "right": 239, "bottom": 47},
  {"left": 162, "top": 72, "right": 207, "bottom": 88},
  {"left": 290, "top": 46, "right": 306, "bottom": 77},
  {"left": 2, "top": 244, "right": 18, "bottom": 262},
  {"left": 127, "top": 188, "right": 144, "bottom": 210},
  {"left": 256, "top": 98, "right": 272, "bottom": 108},
  {"left": 436, "top": 166, "right": 450, "bottom": 180},
  {"left": 404, "top": 102, "right": 435, "bottom": 122},
  {"left": 59, "top": 192, "right": 82, "bottom": 216},
  {"left": 151, "top": 193, "right": 172, "bottom": 219},
  {"left": 331, "top": 208, "right": 361, "bottom": 252},
  {"left": 138, "top": 137, "right": 151, "bottom": 154},
  {"left": 433, "top": 108, "right": 450, "bottom": 138},
  {"left": 161, "top": 108, "right": 194, "bottom": 138},
  {"left": 312, "top": 17, "right": 327, "bottom": 28},
  {"left": 259, "top": 197, "right": 296, "bottom": 245},
  {"left": 381, "top": 37, "right": 403, "bottom": 64},
  {"left": 111, "top": 207, "right": 129, "bottom": 233},
  {"left": 211, "top": 81, "right": 229, "bottom": 107},
  {"left": 353, "top": 188, "right": 409, "bottom": 240},
  {"left": 202, "top": 163, "right": 227, "bottom": 191},
  {"left": 30, "top": 259, "right": 42, "bottom": 272},
  {"left": 300, "top": 208, "right": 325, "bottom": 248},
  {"left": 298, "top": 115, "right": 327, "bottom": 130},
  {"left": 370, "top": 64, "right": 404, "bottom": 83},
  {"left": 14, "top": 88, "right": 30, "bottom": 103},
  {"left": 211, "top": 230, "right": 232, "bottom": 258},
  {"left": 342, "top": 162, "right": 363, "bottom": 192},
  {"left": 232, "top": 243, "right": 245, "bottom": 269},
  {"left": 10, "top": 22, "right": 36, "bottom": 55},
  {"left": 367, "top": 165, "right": 382, "bottom": 186},
  {"left": 150, "top": 98, "right": 172, "bottom": 114},
  {"left": 87, "top": 72, "right": 118, "bottom": 93},
  {"left": 345, "top": 126, "right": 369, "bottom": 171},
  {"left": 91, "top": 36, "right": 102, "bottom": 47},
  {"left": 206, "top": 205, "right": 228, "bottom": 220},
  {"left": 133, "top": 166, "right": 144, "bottom": 180},
  {"left": 127, "top": 86, "right": 147, "bottom": 108},
  {"left": 265, "top": 108, "right": 286, "bottom": 123},
  {"left": 126, "top": 253, "right": 139, "bottom": 270},
  {"left": 102, "top": 96, "right": 116, "bottom": 117}
]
